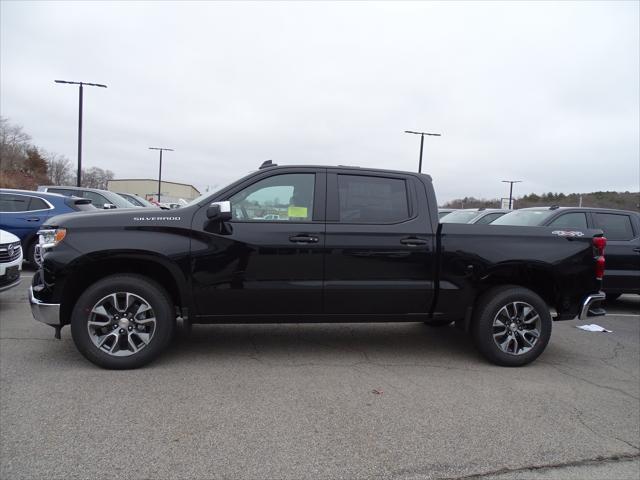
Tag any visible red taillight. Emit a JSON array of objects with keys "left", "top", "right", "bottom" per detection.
[
  {"left": 593, "top": 236, "right": 607, "bottom": 256},
  {"left": 593, "top": 236, "right": 606, "bottom": 280},
  {"left": 595, "top": 255, "right": 605, "bottom": 280}
]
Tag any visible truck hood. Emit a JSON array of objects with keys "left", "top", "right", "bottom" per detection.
[{"left": 43, "top": 207, "right": 192, "bottom": 229}]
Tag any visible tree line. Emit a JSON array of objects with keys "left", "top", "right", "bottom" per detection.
[
  {"left": 0, "top": 117, "right": 115, "bottom": 190},
  {"left": 442, "top": 191, "right": 639, "bottom": 211}
]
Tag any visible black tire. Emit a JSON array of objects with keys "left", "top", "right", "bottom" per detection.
[
  {"left": 25, "top": 238, "right": 37, "bottom": 265},
  {"left": 605, "top": 293, "right": 621, "bottom": 303},
  {"left": 71, "top": 274, "right": 175, "bottom": 369},
  {"left": 471, "top": 286, "right": 552, "bottom": 367}
]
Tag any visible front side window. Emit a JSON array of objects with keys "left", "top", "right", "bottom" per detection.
[
  {"left": 548, "top": 212, "right": 588, "bottom": 229},
  {"left": 338, "top": 175, "right": 409, "bottom": 223},
  {"left": 0, "top": 194, "right": 29, "bottom": 212},
  {"left": 593, "top": 213, "right": 635, "bottom": 241},
  {"left": 229, "top": 173, "right": 315, "bottom": 221}
]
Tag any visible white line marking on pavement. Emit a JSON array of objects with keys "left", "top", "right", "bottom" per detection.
[{"left": 606, "top": 313, "right": 640, "bottom": 317}]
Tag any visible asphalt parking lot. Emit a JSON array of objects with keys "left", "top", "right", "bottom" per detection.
[{"left": 1, "top": 268, "right": 638, "bottom": 480}]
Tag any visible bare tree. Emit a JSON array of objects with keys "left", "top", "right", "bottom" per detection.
[
  {"left": 80, "top": 166, "right": 115, "bottom": 190},
  {"left": 46, "top": 153, "right": 74, "bottom": 185},
  {"left": 0, "top": 116, "right": 31, "bottom": 172}
]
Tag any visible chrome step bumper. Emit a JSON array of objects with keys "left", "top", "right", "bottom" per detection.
[{"left": 579, "top": 291, "right": 606, "bottom": 321}]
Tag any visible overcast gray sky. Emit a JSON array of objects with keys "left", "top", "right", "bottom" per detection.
[{"left": 1, "top": 1, "right": 638, "bottom": 203}]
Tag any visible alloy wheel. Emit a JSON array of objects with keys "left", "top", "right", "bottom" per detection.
[
  {"left": 86, "top": 292, "right": 157, "bottom": 357},
  {"left": 492, "top": 301, "right": 541, "bottom": 356}
]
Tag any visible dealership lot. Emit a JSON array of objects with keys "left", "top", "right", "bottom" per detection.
[{"left": 1, "top": 269, "right": 638, "bottom": 479}]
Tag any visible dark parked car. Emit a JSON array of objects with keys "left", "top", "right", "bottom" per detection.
[
  {"left": 0, "top": 189, "right": 94, "bottom": 264},
  {"left": 492, "top": 206, "right": 640, "bottom": 300},
  {"left": 440, "top": 208, "right": 509, "bottom": 224},
  {"left": 30, "top": 164, "right": 606, "bottom": 369},
  {"left": 38, "top": 186, "right": 135, "bottom": 209}
]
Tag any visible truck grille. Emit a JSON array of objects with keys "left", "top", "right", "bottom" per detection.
[{"left": 0, "top": 242, "right": 22, "bottom": 262}]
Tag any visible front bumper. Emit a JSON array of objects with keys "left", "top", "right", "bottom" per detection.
[
  {"left": 579, "top": 291, "right": 606, "bottom": 321},
  {"left": 29, "top": 286, "right": 62, "bottom": 327},
  {"left": 0, "top": 277, "right": 21, "bottom": 292}
]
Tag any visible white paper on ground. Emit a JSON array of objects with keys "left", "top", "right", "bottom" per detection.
[{"left": 576, "top": 324, "right": 612, "bottom": 333}]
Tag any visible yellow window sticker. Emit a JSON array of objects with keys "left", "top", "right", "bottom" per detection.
[{"left": 288, "top": 206, "right": 308, "bottom": 218}]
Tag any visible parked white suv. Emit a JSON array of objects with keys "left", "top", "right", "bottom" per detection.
[{"left": 0, "top": 229, "right": 23, "bottom": 292}]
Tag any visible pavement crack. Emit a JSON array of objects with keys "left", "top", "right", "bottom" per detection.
[
  {"left": 425, "top": 453, "right": 640, "bottom": 480},
  {"left": 570, "top": 406, "right": 640, "bottom": 452},
  {"left": 541, "top": 362, "right": 640, "bottom": 401}
]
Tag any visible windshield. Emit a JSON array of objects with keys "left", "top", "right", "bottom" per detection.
[
  {"left": 491, "top": 209, "right": 555, "bottom": 226},
  {"left": 107, "top": 192, "right": 137, "bottom": 208},
  {"left": 440, "top": 210, "right": 480, "bottom": 223},
  {"left": 186, "top": 190, "right": 218, "bottom": 207}
]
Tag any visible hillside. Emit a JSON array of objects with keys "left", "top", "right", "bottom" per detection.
[{"left": 441, "top": 191, "right": 639, "bottom": 211}]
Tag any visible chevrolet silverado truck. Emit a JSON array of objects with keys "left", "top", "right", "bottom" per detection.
[{"left": 30, "top": 163, "right": 607, "bottom": 369}]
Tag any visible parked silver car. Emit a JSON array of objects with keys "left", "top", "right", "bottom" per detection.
[
  {"left": 439, "top": 208, "right": 509, "bottom": 224},
  {"left": 38, "top": 186, "right": 135, "bottom": 209}
]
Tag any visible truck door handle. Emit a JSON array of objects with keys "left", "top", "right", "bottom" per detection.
[
  {"left": 400, "top": 237, "right": 428, "bottom": 247},
  {"left": 289, "top": 234, "right": 319, "bottom": 244},
  {"left": 26, "top": 217, "right": 40, "bottom": 222},
  {"left": 633, "top": 248, "right": 640, "bottom": 253}
]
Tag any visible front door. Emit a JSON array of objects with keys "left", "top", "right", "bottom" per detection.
[{"left": 190, "top": 170, "right": 326, "bottom": 318}]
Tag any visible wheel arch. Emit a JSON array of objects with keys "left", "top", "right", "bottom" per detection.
[
  {"left": 59, "top": 253, "right": 190, "bottom": 325},
  {"left": 476, "top": 263, "right": 558, "bottom": 310}
]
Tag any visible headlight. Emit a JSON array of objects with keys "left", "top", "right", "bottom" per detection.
[{"left": 38, "top": 228, "right": 67, "bottom": 249}]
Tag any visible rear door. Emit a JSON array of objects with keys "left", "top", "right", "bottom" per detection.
[
  {"left": 0, "top": 193, "right": 53, "bottom": 243},
  {"left": 323, "top": 171, "right": 436, "bottom": 315},
  {"left": 591, "top": 212, "right": 640, "bottom": 294},
  {"left": 190, "top": 168, "right": 326, "bottom": 317}
]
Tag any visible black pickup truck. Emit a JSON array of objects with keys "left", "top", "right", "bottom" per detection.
[{"left": 30, "top": 164, "right": 607, "bottom": 369}]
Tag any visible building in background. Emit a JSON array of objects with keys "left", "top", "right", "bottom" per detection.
[{"left": 107, "top": 179, "right": 200, "bottom": 204}]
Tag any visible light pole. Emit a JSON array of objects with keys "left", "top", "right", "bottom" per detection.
[
  {"left": 404, "top": 130, "right": 441, "bottom": 173},
  {"left": 149, "top": 147, "right": 174, "bottom": 203},
  {"left": 502, "top": 180, "right": 522, "bottom": 209},
  {"left": 54, "top": 80, "right": 107, "bottom": 187}
]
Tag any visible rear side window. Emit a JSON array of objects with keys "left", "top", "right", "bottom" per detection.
[
  {"left": 548, "top": 212, "right": 588, "bottom": 229},
  {"left": 27, "top": 197, "right": 49, "bottom": 211},
  {"left": 82, "top": 191, "right": 109, "bottom": 207},
  {"left": 475, "top": 212, "right": 505, "bottom": 224},
  {"left": 47, "top": 188, "right": 77, "bottom": 196},
  {"left": 593, "top": 213, "right": 635, "bottom": 241},
  {"left": 338, "top": 175, "right": 409, "bottom": 223},
  {"left": 0, "top": 194, "right": 30, "bottom": 212}
]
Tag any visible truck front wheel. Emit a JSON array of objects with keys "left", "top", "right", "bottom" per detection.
[
  {"left": 70, "top": 274, "right": 175, "bottom": 369},
  {"left": 471, "top": 286, "right": 552, "bottom": 367}
]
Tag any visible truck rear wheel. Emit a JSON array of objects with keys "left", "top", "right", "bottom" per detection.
[
  {"left": 471, "top": 286, "right": 551, "bottom": 367},
  {"left": 70, "top": 274, "right": 175, "bottom": 369}
]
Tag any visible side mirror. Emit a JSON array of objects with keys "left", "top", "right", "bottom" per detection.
[
  {"left": 206, "top": 201, "right": 232, "bottom": 221},
  {"left": 103, "top": 203, "right": 117, "bottom": 209}
]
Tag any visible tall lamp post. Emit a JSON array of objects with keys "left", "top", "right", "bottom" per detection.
[
  {"left": 54, "top": 80, "right": 107, "bottom": 187},
  {"left": 149, "top": 147, "right": 174, "bottom": 203},
  {"left": 502, "top": 180, "right": 522, "bottom": 209},
  {"left": 404, "top": 130, "right": 441, "bottom": 173}
]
